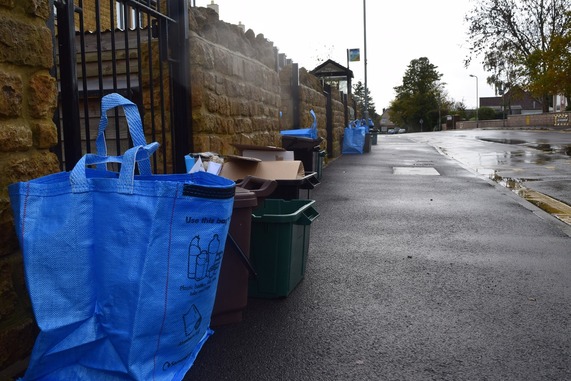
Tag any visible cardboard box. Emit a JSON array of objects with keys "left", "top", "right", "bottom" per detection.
[
  {"left": 232, "top": 144, "right": 294, "bottom": 161},
  {"left": 242, "top": 150, "right": 294, "bottom": 161},
  {"left": 220, "top": 155, "right": 305, "bottom": 181}
]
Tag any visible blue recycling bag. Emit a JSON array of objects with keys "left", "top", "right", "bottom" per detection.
[
  {"left": 9, "top": 94, "right": 236, "bottom": 380},
  {"left": 342, "top": 121, "right": 366, "bottom": 154},
  {"left": 280, "top": 109, "right": 318, "bottom": 139}
]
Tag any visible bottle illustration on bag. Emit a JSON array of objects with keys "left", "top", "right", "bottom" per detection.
[
  {"left": 187, "top": 234, "right": 223, "bottom": 281},
  {"left": 187, "top": 236, "right": 202, "bottom": 280},
  {"left": 207, "top": 234, "right": 222, "bottom": 278}
]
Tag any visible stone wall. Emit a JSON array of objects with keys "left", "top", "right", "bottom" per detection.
[
  {"left": 0, "top": 0, "right": 59, "bottom": 374},
  {"left": 299, "top": 67, "right": 327, "bottom": 147},
  {"left": 75, "top": 0, "right": 112, "bottom": 32},
  {"left": 457, "top": 112, "right": 571, "bottom": 130},
  {"left": 188, "top": 7, "right": 282, "bottom": 155},
  {"left": 329, "top": 87, "right": 349, "bottom": 159},
  {"left": 187, "top": 7, "right": 349, "bottom": 158},
  {"left": 297, "top": 69, "right": 349, "bottom": 158}
]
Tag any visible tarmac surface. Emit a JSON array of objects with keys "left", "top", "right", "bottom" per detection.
[
  {"left": 408, "top": 129, "right": 571, "bottom": 225},
  {"left": 185, "top": 135, "right": 571, "bottom": 381}
]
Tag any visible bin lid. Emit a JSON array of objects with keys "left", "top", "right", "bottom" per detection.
[
  {"left": 272, "top": 171, "right": 318, "bottom": 188},
  {"left": 234, "top": 186, "right": 258, "bottom": 209},
  {"left": 281, "top": 135, "right": 323, "bottom": 151},
  {"left": 252, "top": 199, "right": 317, "bottom": 223}
]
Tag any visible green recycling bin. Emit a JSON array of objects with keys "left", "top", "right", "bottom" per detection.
[{"left": 248, "top": 199, "right": 319, "bottom": 298}]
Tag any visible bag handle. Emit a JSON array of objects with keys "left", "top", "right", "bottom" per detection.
[
  {"left": 96, "top": 93, "right": 151, "bottom": 175},
  {"left": 70, "top": 142, "right": 160, "bottom": 193},
  {"left": 117, "top": 143, "right": 161, "bottom": 194}
]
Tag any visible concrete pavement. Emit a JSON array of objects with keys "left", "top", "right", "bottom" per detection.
[{"left": 185, "top": 135, "right": 571, "bottom": 381}]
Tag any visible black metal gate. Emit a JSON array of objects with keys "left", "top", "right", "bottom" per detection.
[{"left": 50, "top": 0, "right": 191, "bottom": 173}]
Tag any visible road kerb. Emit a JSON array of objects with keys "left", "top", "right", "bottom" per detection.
[{"left": 517, "top": 188, "right": 571, "bottom": 225}]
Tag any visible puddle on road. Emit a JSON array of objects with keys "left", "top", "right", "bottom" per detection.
[
  {"left": 440, "top": 134, "right": 571, "bottom": 225},
  {"left": 488, "top": 171, "right": 571, "bottom": 225},
  {"left": 477, "top": 137, "right": 571, "bottom": 161},
  {"left": 478, "top": 137, "right": 527, "bottom": 145},
  {"left": 478, "top": 150, "right": 555, "bottom": 166},
  {"left": 525, "top": 143, "right": 571, "bottom": 156}
]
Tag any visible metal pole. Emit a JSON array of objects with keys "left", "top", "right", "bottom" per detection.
[
  {"left": 363, "top": 0, "right": 368, "bottom": 120},
  {"left": 55, "top": 0, "right": 82, "bottom": 170},
  {"left": 470, "top": 74, "right": 479, "bottom": 128},
  {"left": 435, "top": 83, "right": 442, "bottom": 131},
  {"left": 169, "top": 0, "right": 192, "bottom": 173},
  {"left": 438, "top": 98, "right": 441, "bottom": 131},
  {"left": 502, "top": 91, "right": 505, "bottom": 127},
  {"left": 476, "top": 76, "right": 479, "bottom": 128}
]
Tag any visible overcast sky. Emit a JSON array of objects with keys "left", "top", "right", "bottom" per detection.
[{"left": 194, "top": 0, "right": 496, "bottom": 111}]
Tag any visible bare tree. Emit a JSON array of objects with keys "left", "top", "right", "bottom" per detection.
[{"left": 465, "top": 0, "right": 571, "bottom": 112}]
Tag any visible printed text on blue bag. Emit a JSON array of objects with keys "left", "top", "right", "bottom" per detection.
[{"left": 186, "top": 217, "right": 228, "bottom": 224}]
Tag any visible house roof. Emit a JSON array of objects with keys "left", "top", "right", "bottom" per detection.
[
  {"left": 310, "top": 59, "right": 353, "bottom": 79},
  {"left": 480, "top": 87, "right": 543, "bottom": 110}
]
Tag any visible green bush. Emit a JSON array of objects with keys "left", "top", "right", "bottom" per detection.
[{"left": 478, "top": 107, "right": 496, "bottom": 120}]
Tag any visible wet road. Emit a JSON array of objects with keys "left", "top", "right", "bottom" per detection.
[
  {"left": 185, "top": 132, "right": 571, "bottom": 381},
  {"left": 408, "top": 129, "right": 571, "bottom": 222}
]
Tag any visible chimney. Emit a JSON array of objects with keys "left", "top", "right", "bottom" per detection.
[{"left": 207, "top": 1, "right": 219, "bottom": 14}]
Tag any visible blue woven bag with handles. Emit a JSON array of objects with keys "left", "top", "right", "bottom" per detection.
[
  {"left": 9, "top": 94, "right": 235, "bottom": 380},
  {"left": 342, "top": 120, "right": 366, "bottom": 154}
]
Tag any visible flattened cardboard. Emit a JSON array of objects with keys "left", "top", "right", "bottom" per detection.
[
  {"left": 220, "top": 156, "right": 305, "bottom": 181},
  {"left": 220, "top": 155, "right": 260, "bottom": 181},
  {"left": 253, "top": 161, "right": 304, "bottom": 179},
  {"left": 242, "top": 150, "right": 294, "bottom": 161},
  {"left": 232, "top": 144, "right": 294, "bottom": 161},
  {"left": 232, "top": 144, "right": 285, "bottom": 153}
]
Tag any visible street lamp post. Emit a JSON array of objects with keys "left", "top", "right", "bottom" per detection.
[
  {"left": 434, "top": 83, "right": 443, "bottom": 131},
  {"left": 469, "top": 74, "right": 479, "bottom": 128},
  {"left": 363, "top": 0, "right": 368, "bottom": 120},
  {"left": 437, "top": 97, "right": 441, "bottom": 131}
]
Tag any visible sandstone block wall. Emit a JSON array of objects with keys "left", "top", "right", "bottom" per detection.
[
  {"left": 188, "top": 8, "right": 282, "bottom": 155},
  {"left": 0, "top": 0, "right": 60, "bottom": 373},
  {"left": 75, "top": 0, "right": 112, "bottom": 32},
  {"left": 188, "top": 7, "right": 351, "bottom": 158},
  {"left": 457, "top": 112, "right": 571, "bottom": 130},
  {"left": 297, "top": 68, "right": 350, "bottom": 158}
]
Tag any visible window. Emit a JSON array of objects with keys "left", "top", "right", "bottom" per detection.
[{"left": 116, "top": 2, "right": 141, "bottom": 30}]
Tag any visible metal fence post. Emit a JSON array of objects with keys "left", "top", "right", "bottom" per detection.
[
  {"left": 325, "top": 84, "right": 333, "bottom": 158},
  {"left": 55, "top": 0, "right": 82, "bottom": 169},
  {"left": 168, "top": 0, "right": 192, "bottom": 173}
]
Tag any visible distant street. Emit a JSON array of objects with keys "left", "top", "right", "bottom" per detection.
[{"left": 406, "top": 129, "right": 571, "bottom": 220}]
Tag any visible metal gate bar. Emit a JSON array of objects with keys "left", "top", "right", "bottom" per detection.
[{"left": 52, "top": 0, "right": 190, "bottom": 174}]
